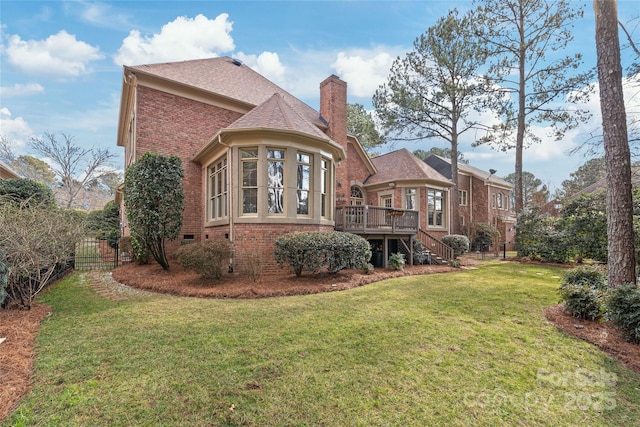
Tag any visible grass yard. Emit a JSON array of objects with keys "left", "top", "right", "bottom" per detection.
[{"left": 4, "top": 261, "right": 640, "bottom": 426}]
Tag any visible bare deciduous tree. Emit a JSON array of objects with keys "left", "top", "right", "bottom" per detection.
[{"left": 29, "top": 132, "right": 117, "bottom": 209}]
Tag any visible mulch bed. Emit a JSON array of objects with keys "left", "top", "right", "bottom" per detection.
[
  {"left": 111, "top": 261, "right": 462, "bottom": 299},
  {"left": 0, "top": 304, "right": 52, "bottom": 421},
  {"left": 544, "top": 304, "right": 640, "bottom": 375}
]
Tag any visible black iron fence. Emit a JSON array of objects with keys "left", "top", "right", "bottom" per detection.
[{"left": 74, "top": 237, "right": 131, "bottom": 270}]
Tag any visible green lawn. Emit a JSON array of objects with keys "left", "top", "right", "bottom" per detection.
[{"left": 5, "top": 261, "right": 640, "bottom": 426}]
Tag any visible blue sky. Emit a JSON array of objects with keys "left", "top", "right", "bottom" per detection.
[{"left": 1, "top": 0, "right": 639, "bottom": 193}]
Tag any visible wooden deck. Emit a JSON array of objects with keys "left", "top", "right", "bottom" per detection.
[{"left": 334, "top": 205, "right": 419, "bottom": 235}]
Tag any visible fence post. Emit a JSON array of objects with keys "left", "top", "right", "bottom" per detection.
[{"left": 114, "top": 241, "right": 119, "bottom": 269}]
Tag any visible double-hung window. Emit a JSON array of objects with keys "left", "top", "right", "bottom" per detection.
[
  {"left": 208, "top": 156, "right": 227, "bottom": 220},
  {"left": 405, "top": 188, "right": 416, "bottom": 210},
  {"left": 267, "top": 149, "right": 285, "bottom": 214},
  {"left": 427, "top": 189, "right": 445, "bottom": 227},
  {"left": 241, "top": 149, "right": 258, "bottom": 214},
  {"left": 296, "top": 153, "right": 311, "bottom": 215},
  {"left": 458, "top": 190, "right": 468, "bottom": 206},
  {"left": 321, "top": 159, "right": 328, "bottom": 217}
]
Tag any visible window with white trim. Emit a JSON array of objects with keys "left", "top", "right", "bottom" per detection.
[
  {"left": 405, "top": 188, "right": 416, "bottom": 210},
  {"left": 296, "top": 153, "right": 311, "bottom": 215},
  {"left": 458, "top": 189, "right": 468, "bottom": 206},
  {"left": 321, "top": 158, "right": 329, "bottom": 217},
  {"left": 381, "top": 195, "right": 392, "bottom": 208},
  {"left": 207, "top": 156, "right": 227, "bottom": 220},
  {"left": 241, "top": 149, "right": 258, "bottom": 214},
  {"left": 351, "top": 186, "right": 364, "bottom": 206},
  {"left": 427, "top": 189, "right": 445, "bottom": 227},
  {"left": 267, "top": 149, "right": 285, "bottom": 214}
]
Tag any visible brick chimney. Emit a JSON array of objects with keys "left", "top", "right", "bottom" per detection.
[{"left": 320, "top": 75, "right": 349, "bottom": 206}]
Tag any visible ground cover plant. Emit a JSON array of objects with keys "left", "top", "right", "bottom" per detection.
[{"left": 4, "top": 262, "right": 640, "bottom": 426}]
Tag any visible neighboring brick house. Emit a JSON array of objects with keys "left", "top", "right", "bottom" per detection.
[
  {"left": 0, "top": 160, "right": 20, "bottom": 179},
  {"left": 116, "top": 57, "right": 510, "bottom": 272},
  {"left": 424, "top": 154, "right": 516, "bottom": 251}
]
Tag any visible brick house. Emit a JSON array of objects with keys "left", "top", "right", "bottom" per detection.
[
  {"left": 116, "top": 57, "right": 510, "bottom": 272},
  {"left": 424, "top": 154, "right": 516, "bottom": 251}
]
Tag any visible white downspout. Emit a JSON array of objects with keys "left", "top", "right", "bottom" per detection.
[{"left": 217, "top": 134, "right": 234, "bottom": 270}]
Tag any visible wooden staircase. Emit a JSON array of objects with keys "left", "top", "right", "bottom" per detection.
[{"left": 415, "top": 229, "right": 454, "bottom": 265}]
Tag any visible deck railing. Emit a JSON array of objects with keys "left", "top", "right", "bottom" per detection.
[
  {"left": 335, "top": 205, "right": 419, "bottom": 234},
  {"left": 416, "top": 229, "right": 454, "bottom": 263}
]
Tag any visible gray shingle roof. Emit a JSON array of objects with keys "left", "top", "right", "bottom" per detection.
[
  {"left": 424, "top": 154, "right": 513, "bottom": 188},
  {"left": 128, "top": 56, "right": 325, "bottom": 128},
  {"left": 226, "top": 93, "right": 330, "bottom": 141},
  {"left": 365, "top": 149, "right": 451, "bottom": 185}
]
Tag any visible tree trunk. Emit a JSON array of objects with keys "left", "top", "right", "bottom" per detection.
[
  {"left": 450, "top": 133, "right": 460, "bottom": 235},
  {"left": 514, "top": 4, "right": 527, "bottom": 215},
  {"left": 594, "top": 0, "right": 636, "bottom": 287}
]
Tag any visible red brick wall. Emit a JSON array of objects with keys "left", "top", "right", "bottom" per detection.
[
  {"left": 346, "top": 141, "right": 372, "bottom": 185},
  {"left": 320, "top": 76, "right": 350, "bottom": 206},
  {"left": 204, "top": 222, "right": 334, "bottom": 275},
  {"left": 458, "top": 174, "right": 471, "bottom": 227},
  {"left": 471, "top": 176, "right": 489, "bottom": 224},
  {"left": 135, "top": 85, "right": 242, "bottom": 245}
]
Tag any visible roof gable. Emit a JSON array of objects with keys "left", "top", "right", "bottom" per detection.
[
  {"left": 226, "top": 93, "right": 329, "bottom": 141},
  {"left": 127, "top": 56, "right": 324, "bottom": 128},
  {"left": 366, "top": 148, "right": 451, "bottom": 186}
]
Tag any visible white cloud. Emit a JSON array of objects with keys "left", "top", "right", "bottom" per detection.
[
  {"left": 0, "top": 108, "right": 33, "bottom": 149},
  {"left": 4, "top": 31, "right": 104, "bottom": 77},
  {"left": 332, "top": 49, "right": 396, "bottom": 98},
  {"left": 0, "top": 83, "right": 44, "bottom": 98},
  {"left": 236, "top": 51, "right": 286, "bottom": 84},
  {"left": 113, "top": 13, "right": 235, "bottom": 66}
]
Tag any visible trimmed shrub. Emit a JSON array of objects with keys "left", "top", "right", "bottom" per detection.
[
  {"left": 559, "top": 266, "right": 607, "bottom": 321},
  {"left": 274, "top": 231, "right": 371, "bottom": 277},
  {"left": 442, "top": 234, "right": 469, "bottom": 258},
  {"left": 175, "top": 240, "right": 230, "bottom": 279},
  {"left": 561, "top": 265, "right": 607, "bottom": 289},
  {"left": 560, "top": 284, "right": 605, "bottom": 321},
  {"left": 606, "top": 284, "right": 640, "bottom": 343},
  {"left": 0, "top": 178, "right": 56, "bottom": 208},
  {"left": 124, "top": 152, "right": 184, "bottom": 270}
]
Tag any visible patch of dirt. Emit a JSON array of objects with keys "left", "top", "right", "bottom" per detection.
[{"left": 544, "top": 304, "right": 640, "bottom": 375}]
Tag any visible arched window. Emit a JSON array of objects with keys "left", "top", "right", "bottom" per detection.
[{"left": 350, "top": 186, "right": 364, "bottom": 206}]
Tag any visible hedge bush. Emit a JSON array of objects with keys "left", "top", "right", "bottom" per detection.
[
  {"left": 274, "top": 231, "right": 371, "bottom": 277},
  {"left": 559, "top": 266, "right": 607, "bottom": 321},
  {"left": 0, "top": 178, "right": 56, "bottom": 208},
  {"left": 175, "top": 240, "right": 230, "bottom": 280},
  {"left": 442, "top": 234, "right": 469, "bottom": 258},
  {"left": 606, "top": 284, "right": 640, "bottom": 343}
]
